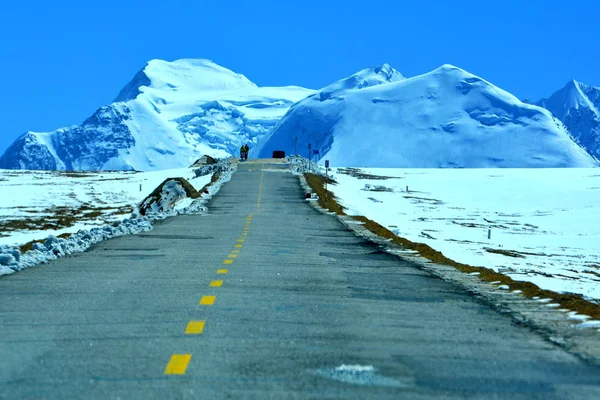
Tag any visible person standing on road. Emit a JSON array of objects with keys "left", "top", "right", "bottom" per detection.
[
  {"left": 240, "top": 145, "right": 245, "bottom": 161},
  {"left": 243, "top": 144, "right": 249, "bottom": 160}
]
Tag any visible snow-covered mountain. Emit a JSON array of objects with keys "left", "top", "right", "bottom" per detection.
[
  {"left": 255, "top": 64, "right": 597, "bottom": 168},
  {"left": 0, "top": 59, "right": 314, "bottom": 171},
  {"left": 535, "top": 80, "right": 600, "bottom": 161}
]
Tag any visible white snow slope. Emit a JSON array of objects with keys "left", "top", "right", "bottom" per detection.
[
  {"left": 256, "top": 64, "right": 597, "bottom": 168},
  {"left": 0, "top": 167, "right": 212, "bottom": 247},
  {"left": 536, "top": 80, "right": 600, "bottom": 160},
  {"left": 328, "top": 167, "right": 600, "bottom": 302},
  {"left": 0, "top": 162, "right": 237, "bottom": 276},
  {"left": 0, "top": 59, "right": 314, "bottom": 171}
]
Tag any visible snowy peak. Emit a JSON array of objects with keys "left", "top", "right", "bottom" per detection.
[
  {"left": 535, "top": 80, "right": 600, "bottom": 160},
  {"left": 0, "top": 59, "right": 315, "bottom": 171},
  {"left": 318, "top": 63, "right": 405, "bottom": 101},
  {"left": 114, "top": 58, "right": 257, "bottom": 103},
  {"left": 256, "top": 63, "right": 596, "bottom": 168},
  {"left": 537, "top": 79, "right": 600, "bottom": 120},
  {"left": 143, "top": 58, "right": 257, "bottom": 94}
]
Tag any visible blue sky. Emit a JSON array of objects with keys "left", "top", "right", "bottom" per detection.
[{"left": 1, "top": 0, "right": 599, "bottom": 153}]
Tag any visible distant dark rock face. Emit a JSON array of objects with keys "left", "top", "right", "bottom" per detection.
[
  {"left": 113, "top": 70, "right": 152, "bottom": 102},
  {"left": 0, "top": 105, "right": 136, "bottom": 171},
  {"left": 0, "top": 133, "right": 57, "bottom": 170},
  {"left": 535, "top": 81, "right": 600, "bottom": 161},
  {"left": 560, "top": 107, "right": 600, "bottom": 160},
  {"left": 53, "top": 105, "right": 136, "bottom": 170},
  {"left": 191, "top": 155, "right": 217, "bottom": 167}
]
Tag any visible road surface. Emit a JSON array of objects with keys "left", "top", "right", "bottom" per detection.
[{"left": 1, "top": 160, "right": 600, "bottom": 399}]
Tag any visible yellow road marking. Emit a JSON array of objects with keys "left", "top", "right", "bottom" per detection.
[
  {"left": 235, "top": 244, "right": 243, "bottom": 248},
  {"left": 237, "top": 239, "right": 245, "bottom": 243},
  {"left": 164, "top": 354, "right": 191, "bottom": 375},
  {"left": 228, "top": 253, "right": 237, "bottom": 258},
  {"left": 223, "top": 259, "right": 234, "bottom": 264},
  {"left": 231, "top": 250, "right": 240, "bottom": 253},
  {"left": 185, "top": 321, "right": 205, "bottom": 334},
  {"left": 200, "top": 295, "right": 216, "bottom": 305},
  {"left": 210, "top": 280, "right": 223, "bottom": 287},
  {"left": 217, "top": 269, "right": 228, "bottom": 274},
  {"left": 244, "top": 227, "right": 249, "bottom": 231}
]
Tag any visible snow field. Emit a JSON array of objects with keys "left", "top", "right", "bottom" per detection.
[
  {"left": 0, "top": 167, "right": 209, "bottom": 247},
  {"left": 0, "top": 161, "right": 236, "bottom": 275},
  {"left": 327, "top": 167, "right": 600, "bottom": 302}
]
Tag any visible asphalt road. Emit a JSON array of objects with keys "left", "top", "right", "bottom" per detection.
[{"left": 1, "top": 160, "right": 600, "bottom": 399}]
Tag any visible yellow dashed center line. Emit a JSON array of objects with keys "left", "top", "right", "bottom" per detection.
[
  {"left": 168, "top": 173, "right": 264, "bottom": 376},
  {"left": 165, "top": 354, "right": 191, "bottom": 375},
  {"left": 200, "top": 295, "right": 216, "bottom": 305},
  {"left": 185, "top": 321, "right": 205, "bottom": 335}
]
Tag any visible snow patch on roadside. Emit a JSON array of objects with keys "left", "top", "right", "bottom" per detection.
[
  {"left": 0, "top": 159, "right": 236, "bottom": 276},
  {"left": 287, "top": 155, "right": 325, "bottom": 175},
  {"left": 314, "top": 364, "right": 407, "bottom": 387},
  {"left": 0, "top": 215, "right": 152, "bottom": 274}
]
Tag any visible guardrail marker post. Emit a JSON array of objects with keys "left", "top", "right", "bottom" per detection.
[{"left": 325, "top": 160, "right": 330, "bottom": 204}]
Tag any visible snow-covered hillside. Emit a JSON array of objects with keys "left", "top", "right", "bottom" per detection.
[
  {"left": 256, "top": 64, "right": 597, "bottom": 168},
  {"left": 0, "top": 59, "right": 314, "bottom": 171},
  {"left": 535, "top": 80, "right": 600, "bottom": 161}
]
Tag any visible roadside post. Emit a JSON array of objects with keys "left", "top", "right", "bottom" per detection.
[{"left": 325, "top": 160, "right": 330, "bottom": 203}]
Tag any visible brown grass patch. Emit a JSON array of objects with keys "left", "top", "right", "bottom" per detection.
[
  {"left": 485, "top": 248, "right": 526, "bottom": 258},
  {"left": 337, "top": 167, "right": 397, "bottom": 180},
  {"left": 304, "top": 174, "right": 345, "bottom": 215},
  {"left": 1, "top": 205, "right": 134, "bottom": 234},
  {"left": 304, "top": 173, "right": 600, "bottom": 320},
  {"left": 19, "top": 233, "right": 72, "bottom": 253},
  {"left": 198, "top": 172, "right": 221, "bottom": 195},
  {"left": 19, "top": 239, "right": 44, "bottom": 253},
  {"left": 60, "top": 172, "right": 97, "bottom": 178}
]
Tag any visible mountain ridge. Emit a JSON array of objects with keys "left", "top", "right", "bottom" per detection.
[
  {"left": 255, "top": 64, "right": 596, "bottom": 168},
  {"left": 535, "top": 80, "right": 600, "bottom": 160},
  {"left": 0, "top": 58, "right": 315, "bottom": 171}
]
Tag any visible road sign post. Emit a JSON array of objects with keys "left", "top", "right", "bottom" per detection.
[{"left": 325, "top": 160, "right": 330, "bottom": 204}]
